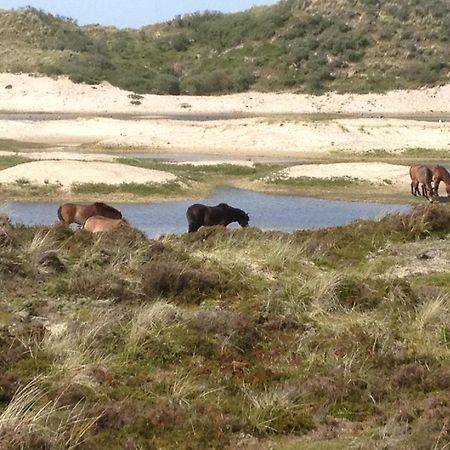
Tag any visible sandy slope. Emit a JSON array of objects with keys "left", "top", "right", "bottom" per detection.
[{"left": 1, "top": 73, "right": 450, "bottom": 115}]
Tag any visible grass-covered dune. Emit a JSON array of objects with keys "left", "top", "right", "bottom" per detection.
[
  {"left": 1, "top": 204, "right": 450, "bottom": 448},
  {"left": 1, "top": 0, "right": 449, "bottom": 94}
]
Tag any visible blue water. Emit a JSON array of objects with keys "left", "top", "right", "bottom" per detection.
[{"left": 2, "top": 188, "right": 410, "bottom": 238}]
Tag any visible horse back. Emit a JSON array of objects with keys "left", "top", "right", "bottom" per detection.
[
  {"left": 410, "top": 165, "right": 432, "bottom": 183},
  {"left": 186, "top": 204, "right": 207, "bottom": 222},
  {"left": 84, "top": 215, "right": 127, "bottom": 233}
]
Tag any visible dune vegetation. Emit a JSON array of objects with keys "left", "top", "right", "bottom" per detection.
[
  {"left": 0, "top": 204, "right": 449, "bottom": 449},
  {"left": 0, "top": 0, "right": 449, "bottom": 94}
]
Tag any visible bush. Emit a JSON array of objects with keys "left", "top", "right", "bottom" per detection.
[
  {"left": 141, "top": 260, "right": 220, "bottom": 301},
  {"left": 183, "top": 70, "right": 233, "bottom": 95},
  {"left": 151, "top": 73, "right": 181, "bottom": 95}
]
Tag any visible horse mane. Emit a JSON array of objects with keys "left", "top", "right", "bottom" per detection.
[
  {"left": 94, "top": 202, "right": 118, "bottom": 213},
  {"left": 217, "top": 203, "right": 230, "bottom": 208}
]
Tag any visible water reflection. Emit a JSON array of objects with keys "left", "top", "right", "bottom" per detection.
[{"left": 3, "top": 188, "right": 410, "bottom": 238}]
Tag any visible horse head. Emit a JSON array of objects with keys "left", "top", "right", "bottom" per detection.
[
  {"left": 94, "top": 202, "right": 122, "bottom": 219},
  {"left": 237, "top": 209, "right": 250, "bottom": 227}
]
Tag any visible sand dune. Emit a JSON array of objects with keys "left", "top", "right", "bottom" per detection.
[
  {"left": 0, "top": 160, "right": 176, "bottom": 188},
  {"left": 278, "top": 162, "right": 411, "bottom": 185}
]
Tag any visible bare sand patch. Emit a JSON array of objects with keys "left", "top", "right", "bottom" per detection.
[
  {"left": 0, "top": 160, "right": 176, "bottom": 188},
  {"left": 0, "top": 150, "right": 117, "bottom": 162},
  {"left": 278, "top": 162, "right": 411, "bottom": 185},
  {"left": 370, "top": 240, "right": 450, "bottom": 278}
]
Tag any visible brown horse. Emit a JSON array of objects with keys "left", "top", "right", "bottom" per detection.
[
  {"left": 409, "top": 165, "right": 434, "bottom": 201},
  {"left": 83, "top": 216, "right": 129, "bottom": 233},
  {"left": 186, "top": 203, "right": 249, "bottom": 233},
  {"left": 432, "top": 165, "right": 450, "bottom": 196},
  {"left": 57, "top": 202, "right": 122, "bottom": 225}
]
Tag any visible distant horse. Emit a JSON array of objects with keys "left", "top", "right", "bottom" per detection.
[
  {"left": 409, "top": 165, "right": 434, "bottom": 201},
  {"left": 186, "top": 203, "right": 249, "bottom": 233},
  {"left": 432, "top": 165, "right": 450, "bottom": 196},
  {"left": 83, "top": 215, "right": 129, "bottom": 233},
  {"left": 57, "top": 202, "right": 122, "bottom": 225}
]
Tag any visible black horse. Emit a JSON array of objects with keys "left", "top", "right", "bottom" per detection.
[{"left": 186, "top": 203, "right": 249, "bottom": 233}]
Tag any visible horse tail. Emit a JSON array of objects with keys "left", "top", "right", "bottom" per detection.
[{"left": 57, "top": 205, "right": 64, "bottom": 222}]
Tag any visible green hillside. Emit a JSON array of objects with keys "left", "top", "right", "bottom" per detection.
[{"left": 0, "top": 0, "right": 449, "bottom": 94}]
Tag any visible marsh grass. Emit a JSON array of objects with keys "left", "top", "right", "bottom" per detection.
[
  {"left": 0, "top": 182, "right": 63, "bottom": 200},
  {"left": 0, "top": 154, "right": 33, "bottom": 170},
  {"left": 71, "top": 180, "right": 186, "bottom": 197},
  {"left": 118, "top": 158, "right": 285, "bottom": 182},
  {"left": 0, "top": 139, "right": 45, "bottom": 152},
  {"left": 266, "top": 175, "right": 362, "bottom": 188}
]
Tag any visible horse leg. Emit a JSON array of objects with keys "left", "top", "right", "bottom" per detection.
[
  {"left": 411, "top": 181, "right": 415, "bottom": 196},
  {"left": 434, "top": 180, "right": 440, "bottom": 196},
  {"left": 420, "top": 183, "right": 426, "bottom": 197},
  {"left": 188, "top": 221, "right": 201, "bottom": 233}
]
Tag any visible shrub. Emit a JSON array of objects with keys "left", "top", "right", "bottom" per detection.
[
  {"left": 141, "top": 260, "right": 220, "bottom": 301},
  {"left": 151, "top": 73, "right": 181, "bottom": 95}
]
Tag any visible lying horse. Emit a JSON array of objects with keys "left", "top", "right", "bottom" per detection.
[
  {"left": 409, "top": 165, "right": 434, "bottom": 201},
  {"left": 83, "top": 215, "right": 129, "bottom": 233},
  {"left": 432, "top": 165, "right": 450, "bottom": 196},
  {"left": 186, "top": 203, "right": 249, "bottom": 233},
  {"left": 57, "top": 202, "right": 122, "bottom": 225}
]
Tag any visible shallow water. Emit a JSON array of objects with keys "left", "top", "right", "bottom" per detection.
[
  {"left": 2, "top": 111, "right": 449, "bottom": 123},
  {"left": 3, "top": 188, "right": 410, "bottom": 238}
]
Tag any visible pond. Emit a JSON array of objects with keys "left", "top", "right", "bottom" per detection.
[{"left": 2, "top": 188, "right": 410, "bottom": 238}]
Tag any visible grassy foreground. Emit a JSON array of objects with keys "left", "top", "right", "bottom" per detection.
[{"left": 0, "top": 205, "right": 450, "bottom": 449}]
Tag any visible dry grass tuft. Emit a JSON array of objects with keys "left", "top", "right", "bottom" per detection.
[
  {"left": 126, "top": 301, "right": 180, "bottom": 354},
  {"left": 0, "top": 378, "right": 99, "bottom": 450}
]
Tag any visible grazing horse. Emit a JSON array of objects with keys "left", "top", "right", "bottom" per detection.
[
  {"left": 432, "top": 165, "right": 450, "bottom": 196},
  {"left": 186, "top": 203, "right": 249, "bottom": 233},
  {"left": 409, "top": 165, "right": 434, "bottom": 201},
  {"left": 83, "top": 216, "right": 129, "bottom": 233},
  {"left": 57, "top": 202, "right": 122, "bottom": 225}
]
